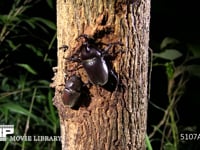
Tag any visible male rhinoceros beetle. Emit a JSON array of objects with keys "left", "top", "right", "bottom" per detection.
[
  {"left": 67, "top": 34, "right": 122, "bottom": 91},
  {"left": 62, "top": 75, "right": 83, "bottom": 107}
]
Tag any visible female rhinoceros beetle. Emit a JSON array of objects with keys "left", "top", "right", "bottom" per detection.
[
  {"left": 67, "top": 34, "right": 122, "bottom": 91},
  {"left": 62, "top": 75, "right": 83, "bottom": 108}
]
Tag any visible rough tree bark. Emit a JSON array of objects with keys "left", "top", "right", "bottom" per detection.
[{"left": 52, "top": 0, "right": 150, "bottom": 149}]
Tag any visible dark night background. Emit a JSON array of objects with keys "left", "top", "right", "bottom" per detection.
[
  {"left": 149, "top": 0, "right": 200, "bottom": 149},
  {"left": 0, "top": 0, "right": 200, "bottom": 149},
  {"left": 150, "top": 0, "right": 200, "bottom": 128}
]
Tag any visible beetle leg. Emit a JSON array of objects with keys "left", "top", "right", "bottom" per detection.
[
  {"left": 66, "top": 64, "right": 82, "bottom": 72},
  {"left": 101, "top": 69, "right": 119, "bottom": 92},
  {"left": 59, "top": 45, "right": 69, "bottom": 52},
  {"left": 65, "top": 55, "right": 83, "bottom": 72},
  {"left": 109, "top": 69, "right": 119, "bottom": 90},
  {"left": 65, "top": 54, "right": 81, "bottom": 63},
  {"left": 82, "top": 81, "right": 92, "bottom": 89},
  {"left": 103, "top": 43, "right": 113, "bottom": 53},
  {"left": 102, "top": 42, "right": 123, "bottom": 55}
]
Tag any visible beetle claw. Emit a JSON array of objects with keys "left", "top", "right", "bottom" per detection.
[{"left": 59, "top": 45, "right": 69, "bottom": 51}]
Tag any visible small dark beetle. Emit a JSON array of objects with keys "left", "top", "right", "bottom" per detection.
[
  {"left": 68, "top": 34, "right": 122, "bottom": 90},
  {"left": 62, "top": 75, "right": 83, "bottom": 107}
]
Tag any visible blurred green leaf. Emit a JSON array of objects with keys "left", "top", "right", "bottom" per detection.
[
  {"left": 0, "top": 14, "right": 9, "bottom": 23},
  {"left": 37, "top": 80, "right": 50, "bottom": 86},
  {"left": 187, "top": 43, "right": 200, "bottom": 57},
  {"left": 153, "top": 49, "right": 182, "bottom": 60},
  {"left": 164, "top": 142, "right": 176, "bottom": 150},
  {"left": 31, "top": 17, "right": 56, "bottom": 30},
  {"left": 25, "top": 44, "right": 43, "bottom": 57},
  {"left": 16, "top": 63, "right": 37, "bottom": 75},
  {"left": 160, "top": 37, "right": 179, "bottom": 50},
  {"left": 23, "top": 18, "right": 36, "bottom": 29},
  {"left": 46, "top": 0, "right": 54, "bottom": 9},
  {"left": 146, "top": 134, "right": 153, "bottom": 150},
  {"left": 165, "top": 62, "right": 174, "bottom": 79},
  {"left": 6, "top": 40, "right": 21, "bottom": 50},
  {"left": 185, "top": 65, "right": 200, "bottom": 78},
  {"left": 1, "top": 102, "right": 37, "bottom": 119}
]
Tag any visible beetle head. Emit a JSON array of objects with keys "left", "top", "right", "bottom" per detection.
[
  {"left": 80, "top": 42, "right": 101, "bottom": 60},
  {"left": 65, "top": 75, "right": 82, "bottom": 91}
]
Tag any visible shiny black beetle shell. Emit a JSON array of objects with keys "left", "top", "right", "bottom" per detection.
[
  {"left": 62, "top": 75, "right": 82, "bottom": 107},
  {"left": 81, "top": 43, "right": 109, "bottom": 85},
  {"left": 67, "top": 34, "right": 120, "bottom": 91}
]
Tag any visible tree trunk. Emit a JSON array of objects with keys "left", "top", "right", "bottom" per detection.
[{"left": 52, "top": 0, "right": 150, "bottom": 149}]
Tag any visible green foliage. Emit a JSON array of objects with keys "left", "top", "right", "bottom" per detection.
[
  {"left": 16, "top": 63, "right": 37, "bottom": 75},
  {"left": 154, "top": 49, "right": 182, "bottom": 61},
  {"left": 148, "top": 37, "right": 200, "bottom": 149},
  {"left": 0, "top": 0, "right": 59, "bottom": 149},
  {"left": 146, "top": 134, "right": 153, "bottom": 150}
]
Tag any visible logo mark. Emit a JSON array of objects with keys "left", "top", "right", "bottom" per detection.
[{"left": 0, "top": 125, "right": 14, "bottom": 141}]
